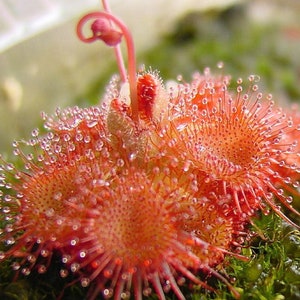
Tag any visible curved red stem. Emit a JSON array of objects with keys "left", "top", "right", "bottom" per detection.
[{"left": 77, "top": 11, "right": 138, "bottom": 122}]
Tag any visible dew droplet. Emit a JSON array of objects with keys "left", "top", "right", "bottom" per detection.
[
  {"left": 177, "top": 276, "right": 186, "bottom": 285},
  {"left": 71, "top": 262, "right": 80, "bottom": 272},
  {"left": 6, "top": 163, "right": 14, "bottom": 171},
  {"left": 237, "top": 86, "right": 243, "bottom": 93},
  {"left": 68, "top": 142, "right": 76, "bottom": 152},
  {"left": 103, "top": 288, "right": 113, "bottom": 298},
  {"left": 293, "top": 181, "right": 299, "bottom": 188},
  {"left": 236, "top": 78, "right": 243, "bottom": 85},
  {"left": 177, "top": 74, "right": 183, "bottom": 82},
  {"left": 84, "top": 135, "right": 91, "bottom": 143},
  {"left": 79, "top": 250, "right": 87, "bottom": 258},
  {"left": 11, "top": 262, "right": 20, "bottom": 270},
  {"left": 45, "top": 208, "right": 55, "bottom": 217},
  {"left": 2, "top": 206, "right": 10, "bottom": 214},
  {"left": 60, "top": 269, "right": 69, "bottom": 278},
  {"left": 62, "top": 254, "right": 71, "bottom": 264},
  {"left": 63, "top": 134, "right": 71, "bottom": 142},
  {"left": 87, "top": 120, "right": 98, "bottom": 128},
  {"left": 27, "top": 254, "right": 36, "bottom": 263},
  {"left": 21, "top": 267, "right": 31, "bottom": 276},
  {"left": 5, "top": 224, "right": 13, "bottom": 233},
  {"left": 41, "top": 249, "right": 50, "bottom": 257},
  {"left": 12, "top": 140, "right": 19, "bottom": 147},
  {"left": 5, "top": 182, "right": 12, "bottom": 189},
  {"left": 13, "top": 149, "right": 20, "bottom": 156},
  {"left": 117, "top": 159, "right": 125, "bottom": 167},
  {"left": 95, "top": 140, "right": 104, "bottom": 151},
  {"left": 70, "top": 238, "right": 78, "bottom": 246},
  {"left": 53, "top": 192, "right": 62, "bottom": 201},
  {"left": 121, "top": 291, "right": 130, "bottom": 299},
  {"left": 143, "top": 287, "right": 152, "bottom": 296},
  {"left": 217, "top": 61, "right": 224, "bottom": 69},
  {"left": 286, "top": 196, "right": 293, "bottom": 204},
  {"left": 277, "top": 189, "right": 284, "bottom": 196},
  {"left": 76, "top": 133, "right": 83, "bottom": 141},
  {"left": 129, "top": 152, "right": 137, "bottom": 161},
  {"left": 81, "top": 277, "right": 90, "bottom": 287},
  {"left": 243, "top": 94, "right": 249, "bottom": 101},
  {"left": 37, "top": 264, "right": 47, "bottom": 274},
  {"left": 31, "top": 128, "right": 39, "bottom": 137}
]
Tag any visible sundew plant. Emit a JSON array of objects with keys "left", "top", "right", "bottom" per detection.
[{"left": 0, "top": 1, "right": 300, "bottom": 300}]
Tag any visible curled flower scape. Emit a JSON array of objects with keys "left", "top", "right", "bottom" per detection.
[{"left": 0, "top": 1, "right": 300, "bottom": 300}]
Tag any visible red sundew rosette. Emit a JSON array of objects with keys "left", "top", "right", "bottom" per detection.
[
  {"left": 174, "top": 170, "right": 252, "bottom": 266},
  {"left": 271, "top": 105, "right": 300, "bottom": 180},
  {"left": 0, "top": 106, "right": 120, "bottom": 276},
  {"left": 148, "top": 72, "right": 300, "bottom": 228},
  {"left": 0, "top": 102, "right": 244, "bottom": 299},
  {"left": 42, "top": 105, "right": 113, "bottom": 160},
  {"left": 267, "top": 105, "right": 300, "bottom": 211},
  {"left": 58, "top": 164, "right": 243, "bottom": 300},
  {"left": 191, "top": 171, "right": 260, "bottom": 217},
  {"left": 165, "top": 68, "right": 231, "bottom": 124},
  {"left": 180, "top": 198, "right": 249, "bottom": 267}
]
